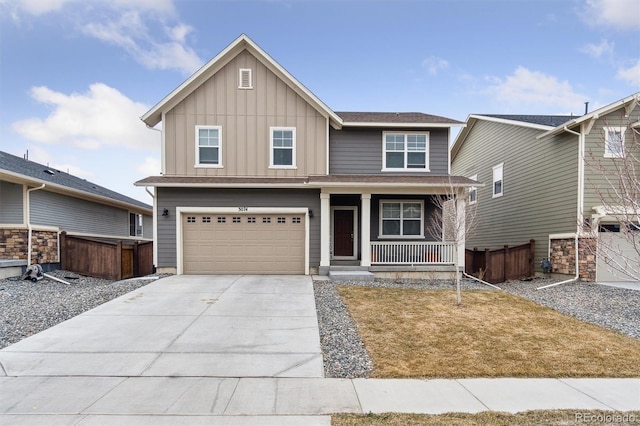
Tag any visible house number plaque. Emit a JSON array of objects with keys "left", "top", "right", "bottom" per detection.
[{"left": 238, "top": 207, "right": 249, "bottom": 211}]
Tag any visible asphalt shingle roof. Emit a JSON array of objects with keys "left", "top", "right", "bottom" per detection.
[
  {"left": 336, "top": 111, "right": 463, "bottom": 125},
  {"left": 478, "top": 114, "right": 578, "bottom": 127},
  {"left": 0, "top": 151, "right": 151, "bottom": 210}
]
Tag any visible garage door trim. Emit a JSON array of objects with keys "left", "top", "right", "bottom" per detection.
[{"left": 176, "top": 206, "right": 310, "bottom": 275}]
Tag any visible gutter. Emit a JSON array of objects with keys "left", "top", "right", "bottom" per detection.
[
  {"left": 537, "top": 125, "right": 583, "bottom": 290},
  {"left": 26, "top": 184, "right": 46, "bottom": 266}
]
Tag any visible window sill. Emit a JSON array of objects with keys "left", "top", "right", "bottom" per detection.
[
  {"left": 492, "top": 193, "right": 503, "bottom": 198},
  {"left": 377, "top": 235, "right": 425, "bottom": 240},
  {"left": 195, "top": 164, "right": 223, "bottom": 168},
  {"left": 381, "top": 168, "right": 430, "bottom": 172},
  {"left": 269, "top": 166, "right": 297, "bottom": 169}
]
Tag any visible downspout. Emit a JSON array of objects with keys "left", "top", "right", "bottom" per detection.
[
  {"left": 537, "top": 125, "right": 583, "bottom": 290},
  {"left": 145, "top": 186, "right": 158, "bottom": 272},
  {"left": 26, "top": 184, "right": 46, "bottom": 266}
]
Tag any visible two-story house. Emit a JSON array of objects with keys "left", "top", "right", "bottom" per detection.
[
  {"left": 451, "top": 93, "right": 640, "bottom": 282},
  {"left": 136, "top": 34, "right": 475, "bottom": 277}
]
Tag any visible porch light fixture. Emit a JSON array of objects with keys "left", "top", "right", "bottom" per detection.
[
  {"left": 308, "top": 210, "right": 314, "bottom": 218},
  {"left": 162, "top": 208, "right": 169, "bottom": 216}
]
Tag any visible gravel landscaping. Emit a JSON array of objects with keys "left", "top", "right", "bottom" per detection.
[{"left": 0, "top": 270, "right": 161, "bottom": 349}]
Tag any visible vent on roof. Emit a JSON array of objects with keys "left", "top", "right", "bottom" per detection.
[
  {"left": 238, "top": 68, "right": 252, "bottom": 89},
  {"left": 43, "top": 169, "right": 55, "bottom": 175}
]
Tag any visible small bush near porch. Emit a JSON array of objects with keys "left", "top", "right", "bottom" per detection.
[{"left": 337, "top": 287, "right": 640, "bottom": 378}]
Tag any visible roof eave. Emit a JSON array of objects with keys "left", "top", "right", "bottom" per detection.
[{"left": 341, "top": 122, "right": 464, "bottom": 128}]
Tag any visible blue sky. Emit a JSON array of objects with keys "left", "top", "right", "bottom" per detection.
[{"left": 1, "top": 0, "right": 639, "bottom": 204}]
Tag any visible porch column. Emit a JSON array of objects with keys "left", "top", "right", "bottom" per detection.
[
  {"left": 361, "top": 193, "right": 371, "bottom": 267},
  {"left": 320, "top": 193, "right": 331, "bottom": 268},
  {"left": 456, "top": 198, "right": 466, "bottom": 270}
]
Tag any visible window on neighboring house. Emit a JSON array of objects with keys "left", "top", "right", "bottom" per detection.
[
  {"left": 492, "top": 163, "right": 503, "bottom": 197},
  {"left": 270, "top": 127, "right": 296, "bottom": 168},
  {"left": 196, "top": 126, "right": 222, "bottom": 167},
  {"left": 238, "top": 68, "right": 252, "bottom": 89},
  {"left": 379, "top": 200, "right": 424, "bottom": 237},
  {"left": 382, "top": 132, "right": 429, "bottom": 171},
  {"left": 604, "top": 127, "right": 625, "bottom": 158},
  {"left": 129, "top": 213, "right": 143, "bottom": 237},
  {"left": 469, "top": 174, "right": 478, "bottom": 204}
]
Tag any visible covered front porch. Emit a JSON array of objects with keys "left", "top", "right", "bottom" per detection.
[{"left": 315, "top": 180, "right": 469, "bottom": 278}]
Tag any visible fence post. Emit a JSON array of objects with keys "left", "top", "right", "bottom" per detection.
[
  {"left": 504, "top": 245, "right": 510, "bottom": 281},
  {"left": 484, "top": 248, "right": 490, "bottom": 280},
  {"left": 529, "top": 239, "right": 535, "bottom": 277},
  {"left": 116, "top": 240, "right": 123, "bottom": 281},
  {"left": 60, "top": 231, "right": 67, "bottom": 270},
  {"left": 133, "top": 241, "right": 139, "bottom": 278}
]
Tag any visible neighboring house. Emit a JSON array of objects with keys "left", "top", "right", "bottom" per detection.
[
  {"left": 136, "top": 34, "right": 476, "bottom": 277},
  {"left": 0, "top": 151, "right": 153, "bottom": 277},
  {"left": 451, "top": 93, "right": 640, "bottom": 282}
]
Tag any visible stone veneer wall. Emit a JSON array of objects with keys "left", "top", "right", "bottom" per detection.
[
  {"left": 0, "top": 228, "right": 59, "bottom": 264},
  {"left": 549, "top": 237, "right": 596, "bottom": 282}
]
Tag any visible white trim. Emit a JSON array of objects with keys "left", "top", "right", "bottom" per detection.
[
  {"left": 330, "top": 206, "right": 358, "bottom": 260},
  {"left": 360, "top": 194, "right": 372, "bottom": 267},
  {"left": 378, "top": 199, "right": 425, "bottom": 238},
  {"left": 0, "top": 224, "right": 59, "bottom": 232},
  {"left": 320, "top": 193, "right": 331, "bottom": 267},
  {"left": 603, "top": 126, "right": 625, "bottom": 158},
  {"left": 492, "top": 163, "right": 504, "bottom": 198},
  {"left": 195, "top": 125, "right": 223, "bottom": 168},
  {"left": 238, "top": 68, "right": 253, "bottom": 89},
  {"left": 128, "top": 211, "right": 144, "bottom": 237},
  {"left": 382, "top": 131, "right": 430, "bottom": 172},
  {"left": 161, "top": 111, "right": 166, "bottom": 174},
  {"left": 136, "top": 181, "right": 480, "bottom": 190},
  {"left": 549, "top": 233, "right": 577, "bottom": 240},
  {"left": 269, "top": 127, "right": 297, "bottom": 169},
  {"left": 176, "top": 207, "right": 309, "bottom": 275},
  {"left": 65, "top": 231, "right": 152, "bottom": 241}
]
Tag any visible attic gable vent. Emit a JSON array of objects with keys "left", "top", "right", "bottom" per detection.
[{"left": 238, "top": 68, "right": 253, "bottom": 89}]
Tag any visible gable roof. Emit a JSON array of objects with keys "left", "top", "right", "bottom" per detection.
[
  {"left": 336, "top": 112, "right": 463, "bottom": 128},
  {"left": 141, "top": 34, "right": 343, "bottom": 129},
  {"left": 450, "top": 113, "right": 574, "bottom": 160},
  {"left": 0, "top": 151, "right": 151, "bottom": 213},
  {"left": 538, "top": 92, "right": 640, "bottom": 139}
]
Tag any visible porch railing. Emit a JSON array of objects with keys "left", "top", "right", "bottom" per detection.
[{"left": 370, "top": 241, "right": 456, "bottom": 265}]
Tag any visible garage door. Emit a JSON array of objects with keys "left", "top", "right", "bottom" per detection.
[
  {"left": 182, "top": 213, "right": 305, "bottom": 274},
  {"left": 596, "top": 232, "right": 640, "bottom": 282}
]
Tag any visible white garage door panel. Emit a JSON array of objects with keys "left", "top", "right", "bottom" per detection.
[
  {"left": 182, "top": 213, "right": 305, "bottom": 274},
  {"left": 597, "top": 233, "right": 639, "bottom": 282}
]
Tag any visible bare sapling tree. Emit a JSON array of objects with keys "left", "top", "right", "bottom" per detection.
[
  {"left": 583, "top": 104, "right": 640, "bottom": 281},
  {"left": 428, "top": 180, "right": 478, "bottom": 305}
]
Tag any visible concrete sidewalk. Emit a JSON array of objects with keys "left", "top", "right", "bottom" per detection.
[{"left": 0, "top": 275, "right": 638, "bottom": 424}]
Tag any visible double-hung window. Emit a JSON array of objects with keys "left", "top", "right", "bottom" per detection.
[
  {"left": 469, "top": 174, "right": 478, "bottom": 204},
  {"left": 270, "top": 127, "right": 296, "bottom": 168},
  {"left": 383, "top": 132, "right": 429, "bottom": 171},
  {"left": 196, "top": 126, "right": 222, "bottom": 167},
  {"left": 380, "top": 200, "right": 424, "bottom": 237},
  {"left": 604, "top": 127, "right": 625, "bottom": 158},
  {"left": 492, "top": 163, "right": 503, "bottom": 197}
]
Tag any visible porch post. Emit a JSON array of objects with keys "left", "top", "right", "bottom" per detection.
[
  {"left": 320, "top": 192, "right": 330, "bottom": 269},
  {"left": 457, "top": 198, "right": 466, "bottom": 270},
  {"left": 361, "top": 193, "right": 371, "bottom": 267}
]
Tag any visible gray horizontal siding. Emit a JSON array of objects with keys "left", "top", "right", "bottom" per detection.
[
  {"left": 329, "top": 128, "right": 449, "bottom": 175},
  {"left": 452, "top": 120, "right": 579, "bottom": 271},
  {"left": 0, "top": 180, "right": 23, "bottom": 224},
  {"left": 30, "top": 190, "right": 130, "bottom": 237},
  {"left": 143, "top": 215, "right": 153, "bottom": 239},
  {"left": 156, "top": 188, "right": 321, "bottom": 269}
]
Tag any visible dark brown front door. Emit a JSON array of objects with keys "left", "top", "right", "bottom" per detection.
[{"left": 334, "top": 209, "right": 354, "bottom": 257}]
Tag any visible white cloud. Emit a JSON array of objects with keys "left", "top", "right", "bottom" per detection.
[
  {"left": 580, "top": 39, "right": 614, "bottom": 58},
  {"left": 12, "top": 83, "right": 160, "bottom": 151},
  {"left": 13, "top": 0, "right": 174, "bottom": 15},
  {"left": 582, "top": 0, "right": 640, "bottom": 30},
  {"left": 421, "top": 56, "right": 449, "bottom": 76},
  {"left": 617, "top": 60, "right": 640, "bottom": 86},
  {"left": 137, "top": 156, "right": 161, "bottom": 176},
  {"left": 485, "top": 67, "right": 586, "bottom": 112}
]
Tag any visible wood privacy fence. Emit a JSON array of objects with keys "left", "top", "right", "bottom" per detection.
[
  {"left": 60, "top": 232, "right": 153, "bottom": 280},
  {"left": 465, "top": 240, "right": 535, "bottom": 284}
]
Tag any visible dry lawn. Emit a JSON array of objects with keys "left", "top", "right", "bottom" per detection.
[
  {"left": 332, "top": 410, "right": 640, "bottom": 425},
  {"left": 337, "top": 287, "right": 640, "bottom": 378}
]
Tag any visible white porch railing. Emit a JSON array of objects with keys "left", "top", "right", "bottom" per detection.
[{"left": 370, "top": 241, "right": 456, "bottom": 265}]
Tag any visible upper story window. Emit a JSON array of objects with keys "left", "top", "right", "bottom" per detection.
[
  {"left": 492, "top": 163, "right": 503, "bottom": 198},
  {"left": 270, "top": 127, "right": 296, "bottom": 168},
  {"left": 469, "top": 174, "right": 478, "bottom": 204},
  {"left": 238, "top": 68, "right": 253, "bottom": 89},
  {"left": 379, "top": 200, "right": 424, "bottom": 238},
  {"left": 604, "top": 127, "right": 625, "bottom": 158},
  {"left": 382, "top": 132, "right": 429, "bottom": 171},
  {"left": 129, "top": 213, "right": 143, "bottom": 237},
  {"left": 196, "top": 126, "right": 222, "bottom": 167}
]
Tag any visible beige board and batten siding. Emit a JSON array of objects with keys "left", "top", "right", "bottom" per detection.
[
  {"left": 164, "top": 50, "right": 328, "bottom": 177},
  {"left": 452, "top": 120, "right": 579, "bottom": 272},
  {"left": 582, "top": 109, "right": 640, "bottom": 217}
]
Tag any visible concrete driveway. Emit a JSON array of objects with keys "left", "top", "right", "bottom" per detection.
[{"left": 0, "top": 275, "right": 324, "bottom": 378}]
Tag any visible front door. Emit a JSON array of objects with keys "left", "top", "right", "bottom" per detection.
[{"left": 333, "top": 208, "right": 356, "bottom": 258}]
